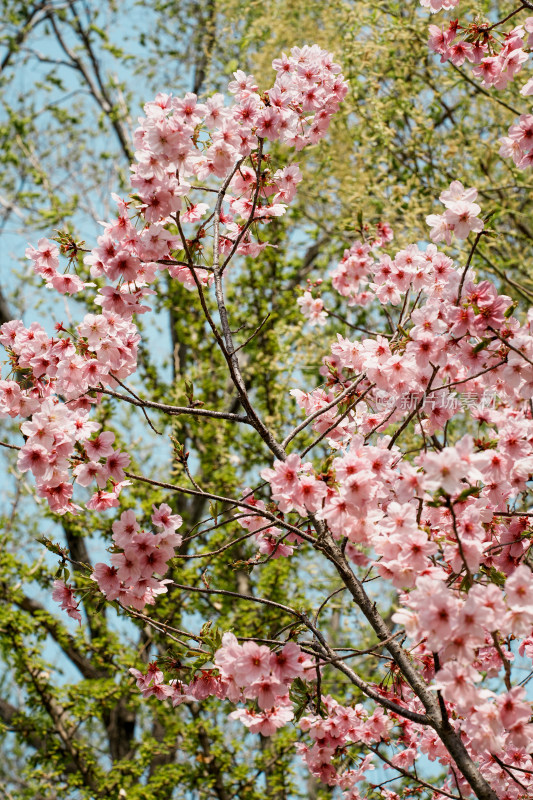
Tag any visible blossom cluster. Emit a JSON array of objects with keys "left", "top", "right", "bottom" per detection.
[
  {"left": 26, "top": 238, "right": 87, "bottom": 295},
  {"left": 395, "top": 570, "right": 533, "bottom": 754},
  {"left": 299, "top": 181, "right": 489, "bottom": 331},
  {"left": 296, "top": 290, "right": 328, "bottom": 326},
  {"left": 287, "top": 178, "right": 533, "bottom": 792},
  {"left": 299, "top": 698, "right": 389, "bottom": 787},
  {"left": 499, "top": 114, "right": 533, "bottom": 170},
  {"left": 425, "top": 180, "right": 484, "bottom": 244},
  {"left": 330, "top": 239, "right": 376, "bottom": 307},
  {"left": 421, "top": 0, "right": 459, "bottom": 14},
  {"left": 90, "top": 505, "right": 182, "bottom": 610},
  {"left": 0, "top": 363, "right": 131, "bottom": 514},
  {"left": 131, "top": 43, "right": 347, "bottom": 256},
  {"left": 425, "top": 4, "right": 533, "bottom": 172},
  {"left": 428, "top": 17, "right": 532, "bottom": 90},
  {"left": 219, "top": 635, "right": 310, "bottom": 734},
  {"left": 0, "top": 47, "right": 347, "bottom": 519},
  {"left": 52, "top": 579, "right": 82, "bottom": 624},
  {"left": 129, "top": 636, "right": 312, "bottom": 735},
  {"left": 261, "top": 454, "right": 327, "bottom": 515}
]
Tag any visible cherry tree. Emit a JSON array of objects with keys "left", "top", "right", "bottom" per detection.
[{"left": 3, "top": 7, "right": 533, "bottom": 798}]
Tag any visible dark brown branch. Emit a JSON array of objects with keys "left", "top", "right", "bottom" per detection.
[
  {"left": 0, "top": 286, "right": 13, "bottom": 325},
  {"left": 0, "top": 0, "right": 51, "bottom": 73},
  {"left": 47, "top": 9, "right": 132, "bottom": 162},
  {"left": 99, "top": 387, "right": 250, "bottom": 423}
]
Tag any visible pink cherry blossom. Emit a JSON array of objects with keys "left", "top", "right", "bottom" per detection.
[{"left": 52, "top": 580, "right": 82, "bottom": 624}]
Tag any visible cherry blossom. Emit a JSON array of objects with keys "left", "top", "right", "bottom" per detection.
[{"left": 52, "top": 580, "right": 82, "bottom": 624}]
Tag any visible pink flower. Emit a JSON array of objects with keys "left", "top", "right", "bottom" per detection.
[
  {"left": 419, "top": 448, "right": 466, "bottom": 494},
  {"left": 110, "top": 551, "right": 142, "bottom": 584},
  {"left": 420, "top": 0, "right": 459, "bottom": 12},
  {"left": 230, "top": 704, "right": 293, "bottom": 735},
  {"left": 52, "top": 580, "right": 82, "bottom": 624},
  {"left": 105, "top": 450, "right": 130, "bottom": 481},
  {"left": 136, "top": 546, "right": 171, "bottom": 576},
  {"left": 91, "top": 563, "right": 121, "bottom": 601},
  {"left": 256, "top": 534, "right": 294, "bottom": 559},
  {"left": 25, "top": 238, "right": 59, "bottom": 270},
  {"left": 84, "top": 431, "right": 115, "bottom": 460},
  {"left": 443, "top": 200, "right": 483, "bottom": 239},
  {"left": 497, "top": 686, "right": 531, "bottom": 729},
  {"left": 417, "top": 584, "right": 459, "bottom": 648},
  {"left": 261, "top": 453, "right": 303, "bottom": 493},
  {"left": 214, "top": 632, "right": 244, "bottom": 682},
  {"left": 86, "top": 489, "right": 120, "bottom": 511},
  {"left": 111, "top": 509, "right": 140, "bottom": 545},
  {"left": 233, "top": 642, "right": 272, "bottom": 685},
  {"left": 151, "top": 503, "right": 182, "bottom": 533},
  {"left": 431, "top": 662, "right": 482, "bottom": 710},
  {"left": 426, "top": 180, "right": 484, "bottom": 242},
  {"left": 73, "top": 460, "right": 108, "bottom": 488},
  {"left": 296, "top": 475, "right": 327, "bottom": 513},
  {"left": 228, "top": 70, "right": 258, "bottom": 97},
  {"left": 181, "top": 203, "right": 210, "bottom": 223},
  {"left": 505, "top": 565, "right": 533, "bottom": 610},
  {"left": 270, "top": 642, "right": 310, "bottom": 682},
  {"left": 297, "top": 291, "right": 327, "bottom": 326},
  {"left": 246, "top": 674, "right": 286, "bottom": 709},
  {"left": 39, "top": 482, "right": 77, "bottom": 514},
  {"left": 129, "top": 662, "right": 174, "bottom": 700},
  {"left": 17, "top": 443, "right": 51, "bottom": 479},
  {"left": 50, "top": 272, "right": 85, "bottom": 295}
]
